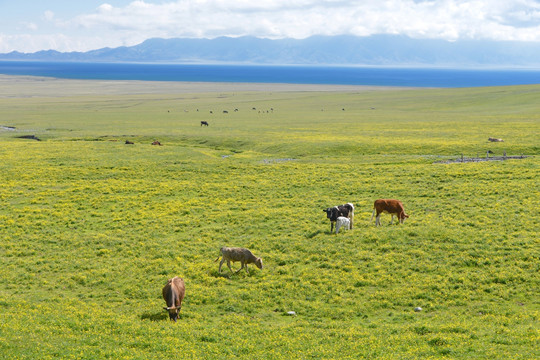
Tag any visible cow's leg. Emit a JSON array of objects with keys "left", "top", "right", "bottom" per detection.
[
  {"left": 335, "top": 222, "right": 340, "bottom": 234},
  {"left": 219, "top": 258, "right": 225, "bottom": 273},
  {"left": 227, "top": 260, "right": 234, "bottom": 273},
  {"left": 370, "top": 209, "right": 376, "bottom": 224},
  {"left": 350, "top": 211, "right": 354, "bottom": 229},
  {"left": 236, "top": 262, "right": 246, "bottom": 273},
  {"left": 390, "top": 215, "right": 394, "bottom": 225},
  {"left": 330, "top": 221, "right": 335, "bottom": 233},
  {"left": 375, "top": 214, "right": 381, "bottom": 226}
]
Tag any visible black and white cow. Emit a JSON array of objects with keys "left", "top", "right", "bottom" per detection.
[{"left": 323, "top": 203, "right": 354, "bottom": 233}]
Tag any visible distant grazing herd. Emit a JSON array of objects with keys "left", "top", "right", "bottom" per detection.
[{"left": 164, "top": 198, "right": 408, "bottom": 321}]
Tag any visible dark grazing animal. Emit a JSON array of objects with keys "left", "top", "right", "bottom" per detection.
[
  {"left": 125, "top": 140, "right": 134, "bottom": 145},
  {"left": 162, "top": 277, "right": 185, "bottom": 322},
  {"left": 214, "top": 247, "right": 263, "bottom": 274},
  {"left": 371, "top": 199, "right": 409, "bottom": 226},
  {"left": 201, "top": 121, "right": 209, "bottom": 126},
  {"left": 323, "top": 203, "right": 355, "bottom": 233},
  {"left": 151, "top": 140, "right": 162, "bottom": 146}
]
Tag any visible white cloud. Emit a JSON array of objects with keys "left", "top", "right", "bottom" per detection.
[
  {"left": 3, "top": 0, "right": 540, "bottom": 52},
  {"left": 98, "top": 4, "right": 114, "bottom": 12},
  {"left": 43, "top": 11, "right": 55, "bottom": 22},
  {"left": 21, "top": 22, "right": 38, "bottom": 31},
  {"left": 69, "top": 0, "right": 540, "bottom": 41}
]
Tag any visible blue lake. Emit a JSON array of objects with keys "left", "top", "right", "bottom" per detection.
[{"left": 1, "top": 61, "right": 540, "bottom": 87}]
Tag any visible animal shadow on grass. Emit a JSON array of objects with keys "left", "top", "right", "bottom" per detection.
[
  {"left": 140, "top": 311, "right": 167, "bottom": 322},
  {"left": 141, "top": 311, "right": 187, "bottom": 322},
  {"left": 306, "top": 230, "right": 323, "bottom": 239},
  {"left": 211, "top": 269, "right": 242, "bottom": 279}
]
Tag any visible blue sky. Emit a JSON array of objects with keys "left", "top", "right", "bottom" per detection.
[{"left": 2, "top": 0, "right": 540, "bottom": 53}]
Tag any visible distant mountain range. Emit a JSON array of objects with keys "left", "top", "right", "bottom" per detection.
[{"left": 2, "top": 35, "right": 540, "bottom": 67}]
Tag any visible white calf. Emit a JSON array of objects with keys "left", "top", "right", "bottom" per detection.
[{"left": 335, "top": 216, "right": 350, "bottom": 234}]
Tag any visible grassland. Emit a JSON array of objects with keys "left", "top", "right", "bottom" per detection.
[{"left": 0, "top": 77, "right": 538, "bottom": 359}]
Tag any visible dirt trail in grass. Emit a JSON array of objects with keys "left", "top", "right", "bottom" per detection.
[
  {"left": 436, "top": 155, "right": 529, "bottom": 164},
  {"left": 0, "top": 74, "right": 414, "bottom": 98}
]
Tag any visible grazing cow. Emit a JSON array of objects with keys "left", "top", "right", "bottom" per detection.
[
  {"left": 371, "top": 199, "right": 409, "bottom": 226},
  {"left": 125, "top": 140, "right": 134, "bottom": 145},
  {"left": 323, "top": 203, "right": 355, "bottom": 233},
  {"left": 488, "top": 137, "right": 504, "bottom": 142},
  {"left": 223, "top": 110, "right": 228, "bottom": 114},
  {"left": 214, "top": 247, "right": 263, "bottom": 274},
  {"left": 201, "top": 121, "right": 209, "bottom": 126},
  {"left": 162, "top": 277, "right": 185, "bottom": 322},
  {"left": 151, "top": 140, "right": 162, "bottom": 146},
  {"left": 335, "top": 216, "right": 350, "bottom": 234}
]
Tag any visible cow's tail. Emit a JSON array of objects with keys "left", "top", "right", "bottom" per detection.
[
  {"left": 214, "top": 247, "right": 223, "bottom": 262},
  {"left": 348, "top": 203, "right": 355, "bottom": 229},
  {"left": 370, "top": 209, "right": 375, "bottom": 222},
  {"left": 170, "top": 284, "right": 176, "bottom": 309}
]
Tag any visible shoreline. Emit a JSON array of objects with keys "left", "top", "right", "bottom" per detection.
[{"left": 0, "top": 74, "right": 414, "bottom": 98}]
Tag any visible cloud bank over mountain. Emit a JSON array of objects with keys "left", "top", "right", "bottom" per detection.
[{"left": 1, "top": 1, "right": 540, "bottom": 53}]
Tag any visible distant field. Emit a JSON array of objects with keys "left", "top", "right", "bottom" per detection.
[{"left": 0, "top": 78, "right": 538, "bottom": 359}]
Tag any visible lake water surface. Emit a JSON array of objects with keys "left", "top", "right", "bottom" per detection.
[{"left": 1, "top": 61, "right": 540, "bottom": 87}]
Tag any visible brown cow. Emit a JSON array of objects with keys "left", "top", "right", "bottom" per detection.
[
  {"left": 162, "top": 277, "right": 185, "bottom": 322},
  {"left": 151, "top": 140, "right": 162, "bottom": 146},
  {"left": 371, "top": 199, "right": 409, "bottom": 226}
]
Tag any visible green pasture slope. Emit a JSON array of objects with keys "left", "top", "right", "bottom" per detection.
[{"left": 0, "top": 83, "right": 538, "bottom": 359}]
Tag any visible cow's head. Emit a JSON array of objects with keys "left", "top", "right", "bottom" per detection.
[
  {"left": 400, "top": 213, "right": 410, "bottom": 223},
  {"left": 254, "top": 257, "right": 263, "bottom": 270},
  {"left": 163, "top": 306, "right": 180, "bottom": 322},
  {"left": 323, "top": 207, "right": 339, "bottom": 220}
]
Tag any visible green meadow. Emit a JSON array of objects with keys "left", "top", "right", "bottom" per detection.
[{"left": 0, "top": 81, "right": 538, "bottom": 359}]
